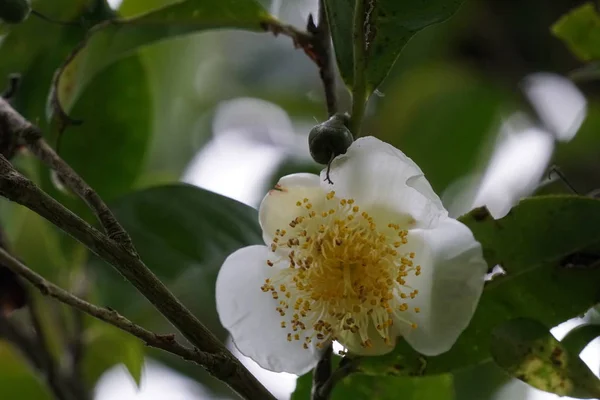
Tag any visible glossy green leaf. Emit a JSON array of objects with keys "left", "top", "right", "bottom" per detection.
[
  {"left": 325, "top": 0, "right": 465, "bottom": 91},
  {"left": 83, "top": 321, "right": 145, "bottom": 387},
  {"left": 355, "top": 196, "right": 600, "bottom": 376},
  {"left": 53, "top": 54, "right": 152, "bottom": 203},
  {"left": 293, "top": 371, "right": 453, "bottom": 400},
  {"left": 491, "top": 318, "right": 600, "bottom": 398},
  {"left": 94, "top": 184, "right": 262, "bottom": 339},
  {"left": 55, "top": 0, "right": 274, "bottom": 115},
  {"left": 552, "top": 2, "right": 600, "bottom": 62}
]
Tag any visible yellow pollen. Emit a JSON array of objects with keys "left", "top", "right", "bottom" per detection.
[{"left": 261, "top": 193, "right": 421, "bottom": 351}]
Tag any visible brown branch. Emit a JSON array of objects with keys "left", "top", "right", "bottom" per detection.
[
  {"left": 0, "top": 97, "right": 132, "bottom": 250},
  {"left": 316, "top": 359, "right": 356, "bottom": 399},
  {"left": 312, "top": 345, "right": 333, "bottom": 400},
  {"left": 262, "top": 9, "right": 338, "bottom": 117},
  {"left": 310, "top": 0, "right": 338, "bottom": 117},
  {"left": 22, "top": 128, "right": 135, "bottom": 252},
  {"left": 0, "top": 156, "right": 274, "bottom": 400},
  {"left": 0, "top": 247, "right": 234, "bottom": 383}
]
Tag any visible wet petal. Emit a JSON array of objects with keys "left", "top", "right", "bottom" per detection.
[
  {"left": 216, "top": 245, "right": 323, "bottom": 373},
  {"left": 396, "top": 218, "right": 486, "bottom": 355},
  {"left": 322, "top": 137, "right": 447, "bottom": 229},
  {"left": 259, "top": 173, "right": 325, "bottom": 244}
]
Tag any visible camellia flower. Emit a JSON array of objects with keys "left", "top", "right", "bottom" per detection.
[{"left": 216, "top": 137, "right": 487, "bottom": 374}]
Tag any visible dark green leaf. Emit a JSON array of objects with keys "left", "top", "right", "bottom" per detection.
[
  {"left": 293, "top": 371, "right": 453, "bottom": 400},
  {"left": 54, "top": 54, "right": 152, "bottom": 202},
  {"left": 491, "top": 318, "right": 600, "bottom": 398},
  {"left": 325, "top": 0, "right": 465, "bottom": 91},
  {"left": 94, "top": 184, "right": 262, "bottom": 339},
  {"left": 552, "top": 2, "right": 600, "bottom": 62},
  {"left": 356, "top": 196, "right": 600, "bottom": 376},
  {"left": 55, "top": 0, "right": 273, "bottom": 115}
]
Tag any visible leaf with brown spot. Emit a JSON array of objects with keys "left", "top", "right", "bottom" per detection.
[{"left": 491, "top": 318, "right": 600, "bottom": 398}]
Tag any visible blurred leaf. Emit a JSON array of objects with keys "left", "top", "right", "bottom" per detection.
[
  {"left": 491, "top": 318, "right": 600, "bottom": 398},
  {"left": 356, "top": 196, "right": 600, "bottom": 376},
  {"left": 53, "top": 54, "right": 152, "bottom": 203},
  {"left": 0, "top": 342, "right": 51, "bottom": 399},
  {"left": 452, "top": 361, "right": 514, "bottom": 400},
  {"left": 94, "top": 184, "right": 262, "bottom": 339},
  {"left": 84, "top": 321, "right": 144, "bottom": 388},
  {"left": 55, "top": 0, "right": 274, "bottom": 114},
  {"left": 292, "top": 371, "right": 453, "bottom": 400},
  {"left": 325, "top": 0, "right": 465, "bottom": 91},
  {"left": 11, "top": 209, "right": 69, "bottom": 280},
  {"left": 373, "top": 65, "right": 505, "bottom": 193},
  {"left": 560, "top": 324, "right": 600, "bottom": 357},
  {"left": 552, "top": 2, "right": 600, "bottom": 62},
  {"left": 0, "top": 0, "right": 93, "bottom": 126}
]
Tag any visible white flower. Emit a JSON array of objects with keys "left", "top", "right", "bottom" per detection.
[{"left": 216, "top": 136, "right": 487, "bottom": 374}]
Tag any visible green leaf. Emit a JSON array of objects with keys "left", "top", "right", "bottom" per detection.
[
  {"left": 491, "top": 318, "right": 600, "bottom": 398},
  {"left": 84, "top": 321, "right": 145, "bottom": 388},
  {"left": 0, "top": 342, "right": 51, "bottom": 400},
  {"left": 55, "top": 0, "right": 273, "bottom": 115},
  {"left": 355, "top": 196, "right": 600, "bottom": 376},
  {"left": 53, "top": 54, "right": 152, "bottom": 203},
  {"left": 552, "top": 2, "right": 600, "bottom": 62},
  {"left": 373, "top": 65, "right": 507, "bottom": 193},
  {"left": 94, "top": 184, "right": 262, "bottom": 338},
  {"left": 325, "top": 0, "right": 465, "bottom": 91},
  {"left": 293, "top": 371, "right": 454, "bottom": 400}
]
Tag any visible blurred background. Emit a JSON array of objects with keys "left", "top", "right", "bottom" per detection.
[{"left": 0, "top": 0, "right": 599, "bottom": 399}]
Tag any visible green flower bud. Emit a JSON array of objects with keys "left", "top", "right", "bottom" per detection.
[{"left": 308, "top": 113, "right": 353, "bottom": 165}]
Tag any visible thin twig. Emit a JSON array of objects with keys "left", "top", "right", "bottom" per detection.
[
  {"left": 0, "top": 158, "right": 274, "bottom": 400},
  {"left": 309, "top": 0, "right": 338, "bottom": 117},
  {"left": 20, "top": 126, "right": 135, "bottom": 252},
  {"left": 0, "top": 97, "right": 132, "bottom": 250},
  {"left": 0, "top": 247, "right": 232, "bottom": 375},
  {"left": 316, "top": 360, "right": 356, "bottom": 399},
  {"left": 311, "top": 345, "right": 333, "bottom": 400},
  {"left": 0, "top": 315, "right": 79, "bottom": 400},
  {"left": 349, "top": 0, "right": 368, "bottom": 136}
]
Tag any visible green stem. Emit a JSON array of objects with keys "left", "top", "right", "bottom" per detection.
[{"left": 349, "top": 0, "right": 367, "bottom": 137}]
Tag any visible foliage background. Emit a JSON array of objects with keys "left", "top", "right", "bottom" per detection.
[{"left": 0, "top": 0, "right": 598, "bottom": 399}]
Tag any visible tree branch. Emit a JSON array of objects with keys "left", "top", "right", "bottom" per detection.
[
  {"left": 0, "top": 247, "right": 237, "bottom": 384},
  {"left": 0, "top": 160, "right": 274, "bottom": 399},
  {"left": 263, "top": 8, "right": 338, "bottom": 118},
  {"left": 0, "top": 100, "right": 274, "bottom": 399},
  {"left": 308, "top": 0, "right": 338, "bottom": 117},
  {"left": 316, "top": 359, "right": 356, "bottom": 399},
  {"left": 349, "top": 0, "right": 368, "bottom": 136},
  {"left": 311, "top": 344, "right": 333, "bottom": 400}
]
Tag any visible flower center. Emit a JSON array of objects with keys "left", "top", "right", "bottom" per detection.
[{"left": 261, "top": 191, "right": 421, "bottom": 351}]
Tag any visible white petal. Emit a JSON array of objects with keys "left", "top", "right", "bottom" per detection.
[
  {"left": 216, "top": 245, "right": 322, "bottom": 374},
  {"left": 338, "top": 323, "right": 397, "bottom": 356},
  {"left": 321, "top": 137, "right": 447, "bottom": 229},
  {"left": 258, "top": 173, "right": 324, "bottom": 244},
  {"left": 523, "top": 72, "right": 587, "bottom": 142},
  {"left": 396, "top": 218, "right": 487, "bottom": 355}
]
